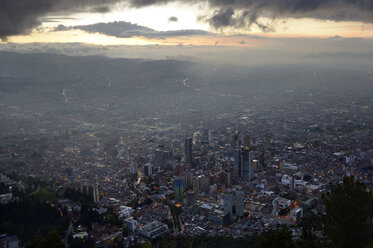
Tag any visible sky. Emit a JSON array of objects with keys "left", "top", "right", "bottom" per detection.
[{"left": 1, "top": 0, "right": 373, "bottom": 60}]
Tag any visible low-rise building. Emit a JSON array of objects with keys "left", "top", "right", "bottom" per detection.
[{"left": 138, "top": 221, "right": 168, "bottom": 239}]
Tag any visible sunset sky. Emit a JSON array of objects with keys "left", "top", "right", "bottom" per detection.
[{"left": 1, "top": 1, "right": 373, "bottom": 47}]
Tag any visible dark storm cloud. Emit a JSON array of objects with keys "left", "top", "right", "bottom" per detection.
[
  {"left": 0, "top": 0, "right": 120, "bottom": 40},
  {"left": 92, "top": 5, "right": 112, "bottom": 13},
  {"left": 204, "top": 0, "right": 373, "bottom": 30},
  {"left": 1, "top": 0, "right": 373, "bottom": 39},
  {"left": 209, "top": 7, "right": 235, "bottom": 28},
  {"left": 55, "top": 21, "right": 210, "bottom": 38}
]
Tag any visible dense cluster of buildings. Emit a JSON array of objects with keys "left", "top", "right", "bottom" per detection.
[{"left": 0, "top": 86, "right": 372, "bottom": 246}]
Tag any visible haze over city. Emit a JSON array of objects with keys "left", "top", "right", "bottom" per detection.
[{"left": 0, "top": 1, "right": 372, "bottom": 248}]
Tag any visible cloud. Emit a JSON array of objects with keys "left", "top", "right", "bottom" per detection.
[
  {"left": 54, "top": 24, "right": 71, "bottom": 32},
  {"left": 2, "top": 37, "right": 373, "bottom": 66},
  {"left": 55, "top": 21, "right": 210, "bottom": 39},
  {"left": 168, "top": 16, "right": 178, "bottom": 22},
  {"left": 1, "top": 0, "right": 373, "bottom": 39},
  {"left": 209, "top": 7, "right": 235, "bottom": 29},
  {"left": 0, "top": 0, "right": 123, "bottom": 40},
  {"left": 204, "top": 0, "right": 373, "bottom": 31}
]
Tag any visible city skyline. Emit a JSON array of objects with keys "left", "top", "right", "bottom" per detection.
[{"left": 0, "top": 1, "right": 372, "bottom": 247}]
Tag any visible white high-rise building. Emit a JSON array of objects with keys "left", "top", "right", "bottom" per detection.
[{"left": 93, "top": 186, "right": 100, "bottom": 203}]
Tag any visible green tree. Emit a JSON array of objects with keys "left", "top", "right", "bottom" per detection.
[
  {"left": 68, "top": 235, "right": 95, "bottom": 248},
  {"left": 322, "top": 176, "right": 373, "bottom": 248},
  {"left": 43, "top": 230, "right": 65, "bottom": 248},
  {"left": 256, "top": 229, "right": 295, "bottom": 248},
  {"left": 25, "top": 230, "right": 44, "bottom": 248},
  {"left": 296, "top": 214, "right": 323, "bottom": 248},
  {"left": 25, "top": 230, "right": 65, "bottom": 248},
  {"left": 142, "top": 240, "right": 154, "bottom": 248}
]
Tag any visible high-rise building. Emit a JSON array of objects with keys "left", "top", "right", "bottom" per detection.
[
  {"left": 154, "top": 149, "right": 163, "bottom": 166},
  {"left": 260, "top": 151, "right": 265, "bottom": 167},
  {"left": 174, "top": 179, "right": 184, "bottom": 202},
  {"left": 184, "top": 138, "right": 193, "bottom": 165},
  {"left": 233, "top": 131, "right": 241, "bottom": 179},
  {"left": 187, "top": 190, "right": 196, "bottom": 206},
  {"left": 202, "top": 129, "right": 211, "bottom": 144},
  {"left": 154, "top": 148, "right": 171, "bottom": 168},
  {"left": 80, "top": 182, "right": 84, "bottom": 194},
  {"left": 93, "top": 185, "right": 100, "bottom": 203},
  {"left": 233, "top": 148, "right": 241, "bottom": 179},
  {"left": 130, "top": 161, "right": 138, "bottom": 175},
  {"left": 235, "top": 190, "right": 244, "bottom": 217},
  {"left": 243, "top": 134, "right": 251, "bottom": 149},
  {"left": 235, "top": 147, "right": 254, "bottom": 181},
  {"left": 222, "top": 171, "right": 232, "bottom": 186},
  {"left": 232, "top": 131, "right": 240, "bottom": 149},
  {"left": 192, "top": 177, "right": 200, "bottom": 192},
  {"left": 144, "top": 163, "right": 153, "bottom": 177},
  {"left": 224, "top": 192, "right": 233, "bottom": 219},
  {"left": 200, "top": 175, "right": 210, "bottom": 192},
  {"left": 242, "top": 149, "right": 254, "bottom": 180},
  {"left": 183, "top": 172, "right": 193, "bottom": 189}
]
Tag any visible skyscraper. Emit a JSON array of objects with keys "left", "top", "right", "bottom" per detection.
[
  {"left": 243, "top": 134, "right": 251, "bottom": 149},
  {"left": 154, "top": 149, "right": 163, "bottom": 166},
  {"left": 192, "top": 177, "right": 200, "bottom": 192},
  {"left": 174, "top": 179, "right": 184, "bottom": 202},
  {"left": 144, "top": 163, "right": 153, "bottom": 177},
  {"left": 202, "top": 129, "right": 211, "bottom": 144},
  {"left": 232, "top": 131, "right": 240, "bottom": 149},
  {"left": 234, "top": 146, "right": 254, "bottom": 181},
  {"left": 224, "top": 192, "right": 233, "bottom": 219},
  {"left": 222, "top": 171, "right": 232, "bottom": 186},
  {"left": 242, "top": 149, "right": 254, "bottom": 180},
  {"left": 235, "top": 190, "right": 244, "bottom": 217},
  {"left": 93, "top": 185, "right": 100, "bottom": 203},
  {"left": 184, "top": 138, "right": 193, "bottom": 165},
  {"left": 199, "top": 175, "right": 210, "bottom": 192},
  {"left": 233, "top": 131, "right": 241, "bottom": 179},
  {"left": 187, "top": 190, "right": 196, "bottom": 206},
  {"left": 233, "top": 148, "right": 241, "bottom": 179}
]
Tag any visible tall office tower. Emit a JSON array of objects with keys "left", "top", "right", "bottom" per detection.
[
  {"left": 144, "top": 163, "right": 153, "bottom": 177},
  {"left": 199, "top": 175, "right": 210, "bottom": 192},
  {"left": 260, "top": 151, "right": 265, "bottom": 167},
  {"left": 241, "top": 149, "right": 254, "bottom": 180},
  {"left": 174, "top": 179, "right": 184, "bottom": 202},
  {"left": 224, "top": 192, "right": 233, "bottom": 219},
  {"left": 93, "top": 186, "right": 100, "bottom": 203},
  {"left": 234, "top": 148, "right": 241, "bottom": 179},
  {"left": 130, "top": 161, "right": 138, "bottom": 175},
  {"left": 233, "top": 131, "right": 241, "bottom": 179},
  {"left": 187, "top": 190, "right": 196, "bottom": 206},
  {"left": 202, "top": 129, "right": 211, "bottom": 144},
  {"left": 183, "top": 172, "right": 193, "bottom": 189},
  {"left": 243, "top": 134, "right": 251, "bottom": 149},
  {"left": 233, "top": 131, "right": 240, "bottom": 149},
  {"left": 85, "top": 185, "right": 90, "bottom": 195},
  {"left": 184, "top": 138, "right": 193, "bottom": 165},
  {"left": 163, "top": 150, "right": 170, "bottom": 162},
  {"left": 154, "top": 149, "right": 163, "bottom": 166},
  {"left": 192, "top": 177, "right": 200, "bottom": 192},
  {"left": 235, "top": 191, "right": 244, "bottom": 217},
  {"left": 222, "top": 171, "right": 232, "bottom": 186}
]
